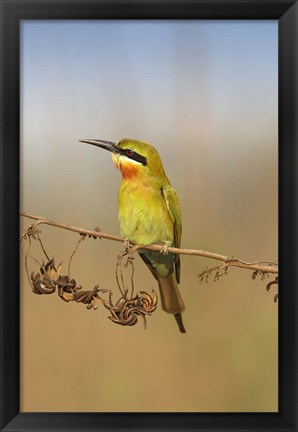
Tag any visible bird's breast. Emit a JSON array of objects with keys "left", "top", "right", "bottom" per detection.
[{"left": 118, "top": 180, "right": 174, "bottom": 246}]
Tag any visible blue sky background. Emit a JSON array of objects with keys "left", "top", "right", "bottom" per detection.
[
  {"left": 20, "top": 20, "right": 278, "bottom": 412},
  {"left": 21, "top": 20, "right": 277, "bottom": 144}
]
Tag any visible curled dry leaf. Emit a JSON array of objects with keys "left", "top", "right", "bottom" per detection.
[
  {"left": 31, "top": 258, "right": 61, "bottom": 295},
  {"left": 31, "top": 258, "right": 81, "bottom": 302},
  {"left": 266, "top": 276, "right": 279, "bottom": 303},
  {"left": 103, "top": 290, "right": 158, "bottom": 328},
  {"left": 55, "top": 275, "right": 80, "bottom": 302},
  {"left": 73, "top": 285, "right": 108, "bottom": 310},
  {"left": 31, "top": 272, "right": 56, "bottom": 295}
]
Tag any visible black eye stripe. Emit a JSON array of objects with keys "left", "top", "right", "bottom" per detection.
[{"left": 121, "top": 148, "right": 147, "bottom": 166}]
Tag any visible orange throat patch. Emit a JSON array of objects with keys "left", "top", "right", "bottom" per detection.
[
  {"left": 120, "top": 160, "right": 141, "bottom": 179},
  {"left": 112, "top": 154, "right": 140, "bottom": 179}
]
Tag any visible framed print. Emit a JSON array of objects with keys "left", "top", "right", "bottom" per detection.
[{"left": 0, "top": 1, "right": 297, "bottom": 431}]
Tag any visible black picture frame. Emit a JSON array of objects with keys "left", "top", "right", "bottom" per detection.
[{"left": 0, "top": 0, "right": 297, "bottom": 431}]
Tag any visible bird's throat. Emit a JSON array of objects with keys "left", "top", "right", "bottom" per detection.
[
  {"left": 120, "top": 163, "right": 140, "bottom": 179},
  {"left": 112, "top": 154, "right": 141, "bottom": 179}
]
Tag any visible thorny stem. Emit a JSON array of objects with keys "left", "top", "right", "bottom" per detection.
[
  {"left": 115, "top": 253, "right": 136, "bottom": 299},
  {"left": 127, "top": 256, "right": 135, "bottom": 299},
  {"left": 21, "top": 236, "right": 42, "bottom": 287},
  {"left": 20, "top": 212, "right": 278, "bottom": 275},
  {"left": 68, "top": 236, "right": 85, "bottom": 277},
  {"left": 115, "top": 255, "right": 125, "bottom": 297},
  {"left": 37, "top": 232, "right": 50, "bottom": 261},
  {"left": 24, "top": 238, "right": 32, "bottom": 288}
]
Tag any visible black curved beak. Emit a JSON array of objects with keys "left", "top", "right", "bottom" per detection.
[{"left": 79, "top": 139, "right": 121, "bottom": 154}]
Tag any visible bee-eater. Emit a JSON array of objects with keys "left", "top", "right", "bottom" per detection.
[{"left": 80, "top": 138, "right": 186, "bottom": 333}]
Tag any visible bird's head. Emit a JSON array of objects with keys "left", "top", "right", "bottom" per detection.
[{"left": 80, "top": 138, "right": 167, "bottom": 181}]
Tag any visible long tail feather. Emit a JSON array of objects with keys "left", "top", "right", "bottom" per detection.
[
  {"left": 175, "top": 313, "right": 186, "bottom": 333},
  {"left": 139, "top": 252, "right": 186, "bottom": 333},
  {"left": 157, "top": 272, "right": 186, "bottom": 333}
]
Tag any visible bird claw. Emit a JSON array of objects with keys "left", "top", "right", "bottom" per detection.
[
  {"left": 160, "top": 243, "right": 169, "bottom": 255},
  {"left": 123, "top": 239, "right": 132, "bottom": 253}
]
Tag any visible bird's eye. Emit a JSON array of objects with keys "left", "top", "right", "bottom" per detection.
[{"left": 126, "top": 149, "right": 134, "bottom": 157}]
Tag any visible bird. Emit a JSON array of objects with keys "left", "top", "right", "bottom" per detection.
[{"left": 80, "top": 138, "right": 186, "bottom": 333}]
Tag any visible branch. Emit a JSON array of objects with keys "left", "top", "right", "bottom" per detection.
[{"left": 20, "top": 212, "right": 278, "bottom": 275}]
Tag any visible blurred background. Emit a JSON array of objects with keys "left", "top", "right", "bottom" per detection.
[{"left": 20, "top": 20, "right": 278, "bottom": 412}]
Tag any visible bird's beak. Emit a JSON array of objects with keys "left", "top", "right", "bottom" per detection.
[{"left": 79, "top": 139, "right": 121, "bottom": 154}]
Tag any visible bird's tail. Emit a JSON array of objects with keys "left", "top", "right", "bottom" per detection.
[{"left": 157, "top": 272, "right": 186, "bottom": 333}]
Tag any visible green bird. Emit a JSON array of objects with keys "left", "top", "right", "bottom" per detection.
[{"left": 80, "top": 138, "right": 186, "bottom": 333}]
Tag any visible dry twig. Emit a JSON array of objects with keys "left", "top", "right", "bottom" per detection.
[
  {"left": 20, "top": 214, "right": 159, "bottom": 328},
  {"left": 20, "top": 212, "right": 278, "bottom": 275}
]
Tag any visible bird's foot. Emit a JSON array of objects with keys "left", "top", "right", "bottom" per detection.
[
  {"left": 160, "top": 243, "right": 170, "bottom": 255},
  {"left": 123, "top": 239, "right": 132, "bottom": 254}
]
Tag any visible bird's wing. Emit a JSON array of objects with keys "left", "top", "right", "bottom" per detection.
[{"left": 161, "top": 184, "right": 182, "bottom": 284}]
